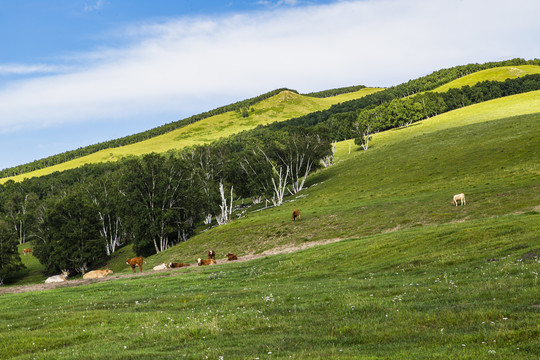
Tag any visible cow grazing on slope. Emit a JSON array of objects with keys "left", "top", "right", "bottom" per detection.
[
  {"left": 169, "top": 262, "right": 190, "bottom": 268},
  {"left": 45, "top": 270, "right": 69, "bottom": 283},
  {"left": 208, "top": 250, "right": 216, "bottom": 260},
  {"left": 292, "top": 209, "right": 301, "bottom": 221},
  {"left": 126, "top": 257, "right": 144, "bottom": 272},
  {"left": 153, "top": 263, "right": 168, "bottom": 271},
  {"left": 451, "top": 193, "right": 466, "bottom": 206},
  {"left": 227, "top": 253, "right": 238, "bottom": 261},
  {"left": 198, "top": 258, "right": 216, "bottom": 266},
  {"left": 23, "top": 248, "right": 32, "bottom": 256},
  {"left": 83, "top": 269, "right": 113, "bottom": 280}
]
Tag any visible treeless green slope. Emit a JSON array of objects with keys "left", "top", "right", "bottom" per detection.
[
  {"left": 432, "top": 65, "right": 540, "bottom": 92},
  {"left": 1, "top": 88, "right": 381, "bottom": 184}
]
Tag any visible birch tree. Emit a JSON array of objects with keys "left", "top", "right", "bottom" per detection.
[
  {"left": 215, "top": 180, "right": 234, "bottom": 225},
  {"left": 33, "top": 189, "right": 104, "bottom": 275},
  {"left": 121, "top": 153, "right": 198, "bottom": 256},
  {"left": 268, "top": 130, "right": 331, "bottom": 195},
  {"left": 2, "top": 181, "right": 38, "bottom": 245},
  {"left": 84, "top": 171, "right": 124, "bottom": 256}
]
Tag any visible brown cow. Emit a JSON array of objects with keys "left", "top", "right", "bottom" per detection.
[
  {"left": 23, "top": 248, "right": 32, "bottom": 256},
  {"left": 292, "top": 209, "right": 301, "bottom": 221},
  {"left": 198, "top": 258, "right": 216, "bottom": 266},
  {"left": 227, "top": 253, "right": 238, "bottom": 261},
  {"left": 83, "top": 269, "right": 113, "bottom": 280},
  {"left": 208, "top": 250, "right": 216, "bottom": 260},
  {"left": 126, "top": 257, "right": 144, "bottom": 272},
  {"left": 168, "top": 262, "right": 190, "bottom": 268}
]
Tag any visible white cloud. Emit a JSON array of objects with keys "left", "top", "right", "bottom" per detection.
[
  {"left": 0, "top": 64, "right": 68, "bottom": 75},
  {"left": 0, "top": 0, "right": 538, "bottom": 135},
  {"left": 84, "top": 0, "right": 107, "bottom": 13}
]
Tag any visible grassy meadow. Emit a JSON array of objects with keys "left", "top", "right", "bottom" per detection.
[
  {"left": 0, "top": 86, "right": 538, "bottom": 358},
  {"left": 0, "top": 88, "right": 382, "bottom": 184},
  {"left": 0, "top": 214, "right": 538, "bottom": 359}
]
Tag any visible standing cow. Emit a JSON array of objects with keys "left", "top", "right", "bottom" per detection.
[
  {"left": 292, "top": 209, "right": 301, "bottom": 221},
  {"left": 451, "top": 193, "right": 466, "bottom": 206},
  {"left": 208, "top": 250, "right": 216, "bottom": 260},
  {"left": 126, "top": 257, "right": 144, "bottom": 272}
]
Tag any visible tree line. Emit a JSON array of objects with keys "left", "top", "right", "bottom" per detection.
[
  {"left": 0, "top": 127, "right": 331, "bottom": 283},
  {"left": 268, "top": 74, "right": 540, "bottom": 143}
]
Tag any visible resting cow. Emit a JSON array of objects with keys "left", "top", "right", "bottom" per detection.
[
  {"left": 168, "top": 262, "right": 190, "bottom": 268},
  {"left": 451, "top": 193, "right": 466, "bottom": 206},
  {"left": 83, "top": 269, "right": 113, "bottom": 279},
  {"left": 153, "top": 263, "right": 168, "bottom": 271},
  {"left": 227, "top": 253, "right": 238, "bottom": 261},
  {"left": 45, "top": 270, "right": 69, "bottom": 283},
  {"left": 198, "top": 258, "right": 216, "bottom": 266},
  {"left": 292, "top": 209, "right": 301, "bottom": 221},
  {"left": 208, "top": 250, "right": 216, "bottom": 260},
  {"left": 126, "top": 257, "right": 144, "bottom": 272}
]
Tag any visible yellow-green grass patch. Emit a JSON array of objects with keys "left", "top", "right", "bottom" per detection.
[
  {"left": 433, "top": 65, "right": 540, "bottom": 93},
  {"left": 2, "top": 88, "right": 382, "bottom": 184}
]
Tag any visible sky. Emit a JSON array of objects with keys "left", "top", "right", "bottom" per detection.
[{"left": 0, "top": 0, "right": 539, "bottom": 170}]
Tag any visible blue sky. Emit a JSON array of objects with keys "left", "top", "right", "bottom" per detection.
[{"left": 1, "top": 0, "right": 539, "bottom": 170}]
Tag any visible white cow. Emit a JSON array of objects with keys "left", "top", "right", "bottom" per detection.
[
  {"left": 153, "top": 263, "right": 168, "bottom": 271},
  {"left": 45, "top": 270, "right": 69, "bottom": 283},
  {"left": 451, "top": 193, "right": 466, "bottom": 206}
]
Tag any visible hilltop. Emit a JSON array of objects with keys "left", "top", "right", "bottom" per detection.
[{"left": 0, "top": 88, "right": 381, "bottom": 183}]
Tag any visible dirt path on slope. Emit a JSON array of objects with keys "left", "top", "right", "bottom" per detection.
[{"left": 0, "top": 238, "right": 344, "bottom": 296}]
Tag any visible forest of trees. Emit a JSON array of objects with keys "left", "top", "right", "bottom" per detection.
[
  {"left": 0, "top": 59, "right": 539, "bottom": 283},
  {"left": 0, "top": 127, "right": 331, "bottom": 283}
]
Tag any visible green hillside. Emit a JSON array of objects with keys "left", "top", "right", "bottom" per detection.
[
  {"left": 432, "top": 65, "right": 540, "bottom": 92},
  {"left": 0, "top": 88, "right": 381, "bottom": 184},
  {"left": 137, "top": 91, "right": 540, "bottom": 266},
  {"left": 0, "top": 88, "right": 538, "bottom": 358}
]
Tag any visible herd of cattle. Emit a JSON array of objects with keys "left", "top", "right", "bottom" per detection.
[
  {"left": 43, "top": 250, "right": 238, "bottom": 283},
  {"left": 40, "top": 193, "right": 466, "bottom": 284}
]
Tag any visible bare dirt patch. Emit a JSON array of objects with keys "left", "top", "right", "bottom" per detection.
[{"left": 0, "top": 238, "right": 345, "bottom": 296}]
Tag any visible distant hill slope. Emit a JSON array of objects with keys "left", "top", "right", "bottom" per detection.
[
  {"left": 432, "top": 65, "right": 540, "bottom": 92},
  {"left": 3, "top": 61, "right": 538, "bottom": 183},
  {"left": 1, "top": 88, "right": 381, "bottom": 183}
]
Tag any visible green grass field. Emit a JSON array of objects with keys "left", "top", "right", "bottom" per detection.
[
  {"left": 0, "top": 214, "right": 538, "bottom": 359},
  {"left": 1, "top": 88, "right": 382, "bottom": 184},
  {"left": 0, "top": 87, "right": 538, "bottom": 358}
]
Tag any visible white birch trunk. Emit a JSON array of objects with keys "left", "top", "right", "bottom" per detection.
[
  {"left": 216, "top": 181, "right": 233, "bottom": 225},
  {"left": 321, "top": 141, "right": 336, "bottom": 168},
  {"left": 271, "top": 166, "right": 289, "bottom": 206}
]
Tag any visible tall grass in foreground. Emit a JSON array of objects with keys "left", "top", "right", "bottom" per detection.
[{"left": 0, "top": 214, "right": 538, "bottom": 359}]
